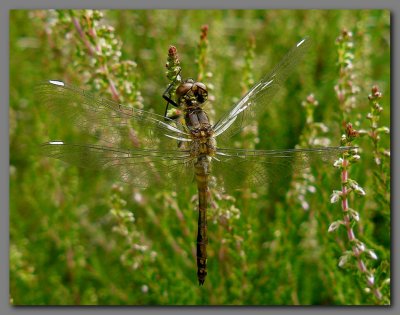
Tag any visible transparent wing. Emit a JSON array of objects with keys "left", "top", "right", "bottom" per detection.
[
  {"left": 212, "top": 37, "right": 312, "bottom": 144},
  {"left": 42, "top": 142, "right": 195, "bottom": 188},
  {"left": 36, "top": 80, "right": 191, "bottom": 150},
  {"left": 212, "top": 146, "right": 352, "bottom": 191}
]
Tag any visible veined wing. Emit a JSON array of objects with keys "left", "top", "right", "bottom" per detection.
[
  {"left": 212, "top": 37, "right": 312, "bottom": 144},
  {"left": 212, "top": 146, "right": 353, "bottom": 191},
  {"left": 36, "top": 80, "right": 191, "bottom": 150},
  {"left": 42, "top": 142, "right": 195, "bottom": 188}
]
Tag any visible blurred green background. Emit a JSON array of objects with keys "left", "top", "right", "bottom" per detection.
[{"left": 10, "top": 10, "right": 390, "bottom": 305}]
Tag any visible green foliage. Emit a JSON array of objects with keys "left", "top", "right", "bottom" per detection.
[{"left": 10, "top": 9, "right": 390, "bottom": 305}]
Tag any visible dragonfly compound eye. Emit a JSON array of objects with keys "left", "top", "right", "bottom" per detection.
[
  {"left": 192, "top": 82, "right": 208, "bottom": 105},
  {"left": 176, "top": 80, "right": 208, "bottom": 107},
  {"left": 176, "top": 82, "right": 194, "bottom": 99}
]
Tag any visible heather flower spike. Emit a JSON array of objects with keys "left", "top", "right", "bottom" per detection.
[{"left": 328, "top": 29, "right": 383, "bottom": 302}]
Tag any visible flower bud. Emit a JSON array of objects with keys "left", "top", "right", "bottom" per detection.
[
  {"left": 367, "top": 250, "right": 378, "bottom": 260},
  {"left": 328, "top": 220, "right": 344, "bottom": 232},
  {"left": 330, "top": 190, "right": 342, "bottom": 203}
]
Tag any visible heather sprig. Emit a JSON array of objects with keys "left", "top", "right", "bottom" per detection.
[
  {"left": 334, "top": 29, "right": 360, "bottom": 123},
  {"left": 196, "top": 24, "right": 209, "bottom": 82},
  {"left": 38, "top": 9, "right": 145, "bottom": 148},
  {"left": 240, "top": 35, "right": 256, "bottom": 95},
  {"left": 328, "top": 29, "right": 384, "bottom": 303},
  {"left": 196, "top": 25, "right": 216, "bottom": 120},
  {"left": 286, "top": 94, "right": 330, "bottom": 211},
  {"left": 164, "top": 45, "right": 183, "bottom": 120},
  {"left": 238, "top": 36, "right": 259, "bottom": 150},
  {"left": 39, "top": 9, "right": 143, "bottom": 109},
  {"left": 360, "top": 86, "right": 390, "bottom": 209},
  {"left": 109, "top": 184, "right": 156, "bottom": 272},
  {"left": 299, "top": 94, "right": 331, "bottom": 148},
  {"left": 165, "top": 45, "right": 181, "bottom": 82},
  {"left": 366, "top": 85, "right": 390, "bottom": 165},
  {"left": 329, "top": 123, "right": 382, "bottom": 301}
]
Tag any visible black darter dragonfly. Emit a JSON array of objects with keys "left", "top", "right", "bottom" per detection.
[{"left": 39, "top": 37, "right": 351, "bottom": 285}]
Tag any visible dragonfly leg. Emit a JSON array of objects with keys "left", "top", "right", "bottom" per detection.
[{"left": 162, "top": 70, "right": 182, "bottom": 120}]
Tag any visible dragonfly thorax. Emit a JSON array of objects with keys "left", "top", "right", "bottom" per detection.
[
  {"left": 184, "top": 107, "right": 216, "bottom": 157},
  {"left": 190, "top": 137, "right": 216, "bottom": 157},
  {"left": 176, "top": 79, "right": 208, "bottom": 109}
]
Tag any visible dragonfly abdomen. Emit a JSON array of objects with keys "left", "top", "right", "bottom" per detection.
[{"left": 194, "top": 155, "right": 211, "bottom": 285}]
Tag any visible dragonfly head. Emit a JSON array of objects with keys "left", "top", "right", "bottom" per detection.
[{"left": 176, "top": 79, "right": 208, "bottom": 108}]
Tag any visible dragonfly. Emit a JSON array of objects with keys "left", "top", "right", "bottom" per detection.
[{"left": 39, "top": 37, "right": 352, "bottom": 285}]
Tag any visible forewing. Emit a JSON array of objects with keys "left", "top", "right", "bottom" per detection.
[
  {"left": 212, "top": 146, "right": 352, "bottom": 192},
  {"left": 212, "top": 37, "right": 312, "bottom": 144},
  {"left": 42, "top": 142, "right": 195, "bottom": 188},
  {"left": 36, "top": 80, "right": 191, "bottom": 150}
]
